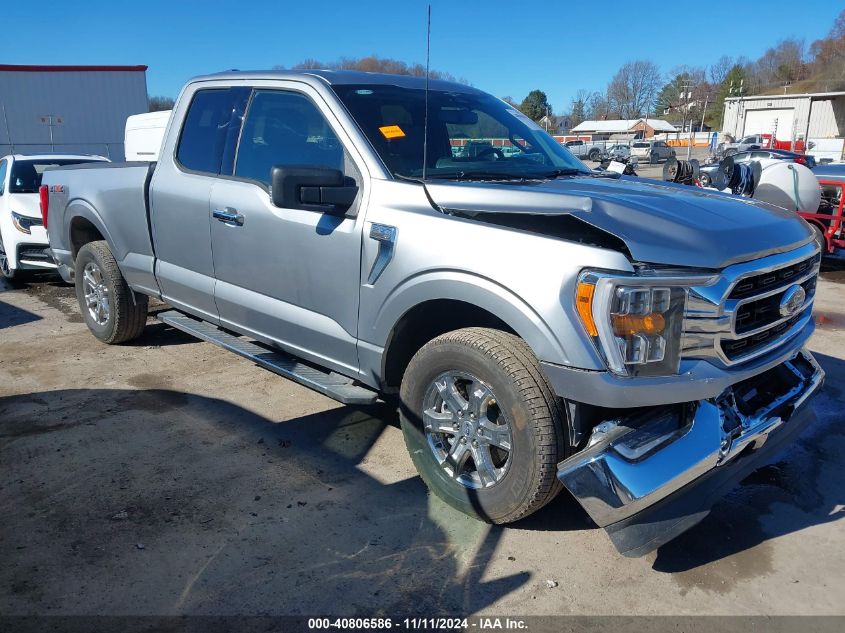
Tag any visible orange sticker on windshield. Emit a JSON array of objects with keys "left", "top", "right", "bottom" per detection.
[{"left": 379, "top": 125, "right": 406, "bottom": 139}]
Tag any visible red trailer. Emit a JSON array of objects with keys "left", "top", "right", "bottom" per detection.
[{"left": 801, "top": 164, "right": 845, "bottom": 254}]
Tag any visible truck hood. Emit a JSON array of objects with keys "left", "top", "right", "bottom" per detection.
[
  {"left": 7, "top": 193, "right": 41, "bottom": 219},
  {"left": 424, "top": 175, "right": 814, "bottom": 269}
]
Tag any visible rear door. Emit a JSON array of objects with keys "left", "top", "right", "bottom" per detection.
[
  {"left": 208, "top": 83, "right": 368, "bottom": 377},
  {"left": 149, "top": 85, "right": 249, "bottom": 323}
]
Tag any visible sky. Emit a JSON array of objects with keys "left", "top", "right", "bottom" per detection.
[{"left": 3, "top": 0, "right": 842, "bottom": 113}]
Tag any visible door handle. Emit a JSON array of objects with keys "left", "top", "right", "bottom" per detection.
[{"left": 213, "top": 208, "right": 244, "bottom": 226}]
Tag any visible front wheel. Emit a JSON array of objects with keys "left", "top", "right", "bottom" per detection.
[
  {"left": 399, "top": 328, "right": 567, "bottom": 524},
  {"left": 588, "top": 149, "right": 601, "bottom": 162},
  {"left": 0, "top": 233, "right": 18, "bottom": 281},
  {"left": 75, "top": 240, "right": 148, "bottom": 344}
]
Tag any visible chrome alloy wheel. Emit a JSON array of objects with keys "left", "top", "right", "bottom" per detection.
[
  {"left": 82, "top": 261, "right": 110, "bottom": 325},
  {"left": 422, "top": 371, "right": 513, "bottom": 489}
]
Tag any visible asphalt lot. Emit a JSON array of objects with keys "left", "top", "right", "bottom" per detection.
[{"left": 1, "top": 263, "right": 844, "bottom": 617}]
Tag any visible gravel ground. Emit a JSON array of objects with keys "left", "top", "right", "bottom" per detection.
[{"left": 1, "top": 264, "right": 843, "bottom": 617}]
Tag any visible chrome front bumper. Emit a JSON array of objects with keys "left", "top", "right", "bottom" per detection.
[{"left": 557, "top": 349, "right": 824, "bottom": 533}]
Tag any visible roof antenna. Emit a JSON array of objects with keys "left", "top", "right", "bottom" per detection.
[{"left": 422, "top": 4, "right": 431, "bottom": 182}]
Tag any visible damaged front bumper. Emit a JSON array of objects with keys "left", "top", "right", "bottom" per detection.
[{"left": 556, "top": 349, "right": 824, "bottom": 556}]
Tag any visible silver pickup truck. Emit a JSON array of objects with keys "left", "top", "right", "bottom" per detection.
[{"left": 42, "top": 70, "right": 824, "bottom": 557}]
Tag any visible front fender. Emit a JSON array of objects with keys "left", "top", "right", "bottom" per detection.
[{"left": 366, "top": 269, "right": 602, "bottom": 370}]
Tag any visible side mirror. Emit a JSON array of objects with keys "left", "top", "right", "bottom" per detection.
[{"left": 270, "top": 165, "right": 358, "bottom": 214}]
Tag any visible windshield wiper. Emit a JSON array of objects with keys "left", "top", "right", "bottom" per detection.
[
  {"left": 431, "top": 170, "right": 549, "bottom": 182},
  {"left": 539, "top": 168, "right": 591, "bottom": 179}
]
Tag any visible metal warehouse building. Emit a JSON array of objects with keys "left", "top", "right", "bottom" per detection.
[
  {"left": 0, "top": 64, "right": 149, "bottom": 161},
  {"left": 722, "top": 91, "right": 845, "bottom": 143}
]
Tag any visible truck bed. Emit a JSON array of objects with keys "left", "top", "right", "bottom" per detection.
[{"left": 44, "top": 162, "right": 159, "bottom": 296}]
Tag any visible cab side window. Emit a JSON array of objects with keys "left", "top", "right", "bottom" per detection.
[
  {"left": 234, "top": 90, "right": 343, "bottom": 187},
  {"left": 0, "top": 159, "right": 7, "bottom": 195}
]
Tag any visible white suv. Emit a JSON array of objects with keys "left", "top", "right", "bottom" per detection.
[
  {"left": 0, "top": 154, "right": 108, "bottom": 281},
  {"left": 630, "top": 140, "right": 675, "bottom": 164}
]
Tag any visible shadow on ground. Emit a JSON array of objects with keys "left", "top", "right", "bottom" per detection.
[
  {"left": 0, "top": 299, "right": 41, "bottom": 330},
  {"left": 0, "top": 388, "right": 528, "bottom": 615}
]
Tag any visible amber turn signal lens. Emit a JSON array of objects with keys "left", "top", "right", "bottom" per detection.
[
  {"left": 576, "top": 282, "right": 598, "bottom": 337},
  {"left": 611, "top": 312, "right": 666, "bottom": 336}
]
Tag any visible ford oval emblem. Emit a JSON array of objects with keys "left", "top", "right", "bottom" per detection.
[{"left": 779, "top": 284, "right": 806, "bottom": 318}]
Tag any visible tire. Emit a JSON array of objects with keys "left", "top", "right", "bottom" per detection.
[
  {"left": 399, "top": 327, "right": 567, "bottom": 524},
  {"left": 812, "top": 224, "right": 828, "bottom": 256},
  {"left": 74, "top": 240, "right": 148, "bottom": 344},
  {"left": 588, "top": 149, "right": 601, "bottom": 162},
  {"left": 724, "top": 148, "right": 737, "bottom": 157}
]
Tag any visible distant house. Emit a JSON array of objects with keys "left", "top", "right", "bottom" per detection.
[
  {"left": 569, "top": 118, "right": 677, "bottom": 139},
  {"left": 538, "top": 114, "right": 568, "bottom": 134}
]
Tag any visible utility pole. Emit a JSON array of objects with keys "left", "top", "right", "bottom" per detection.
[{"left": 682, "top": 80, "right": 696, "bottom": 160}]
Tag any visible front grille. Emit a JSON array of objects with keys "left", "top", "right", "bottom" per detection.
[
  {"left": 735, "top": 276, "right": 817, "bottom": 334},
  {"left": 682, "top": 244, "right": 821, "bottom": 367},
  {"left": 728, "top": 253, "right": 820, "bottom": 300},
  {"left": 721, "top": 312, "right": 804, "bottom": 361}
]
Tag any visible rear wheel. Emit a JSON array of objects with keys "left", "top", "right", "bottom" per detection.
[
  {"left": 74, "top": 240, "right": 148, "bottom": 344},
  {"left": 588, "top": 148, "right": 601, "bottom": 162},
  {"left": 399, "top": 328, "right": 567, "bottom": 524}
]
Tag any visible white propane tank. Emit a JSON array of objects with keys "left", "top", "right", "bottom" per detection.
[{"left": 752, "top": 159, "right": 821, "bottom": 212}]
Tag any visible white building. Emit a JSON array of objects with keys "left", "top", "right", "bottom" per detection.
[
  {"left": 0, "top": 64, "right": 149, "bottom": 161},
  {"left": 722, "top": 91, "right": 845, "bottom": 142}
]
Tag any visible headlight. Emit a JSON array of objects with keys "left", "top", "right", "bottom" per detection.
[
  {"left": 11, "top": 212, "right": 41, "bottom": 235},
  {"left": 575, "top": 270, "right": 712, "bottom": 377}
]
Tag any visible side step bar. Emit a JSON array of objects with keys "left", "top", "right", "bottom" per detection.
[{"left": 157, "top": 310, "right": 378, "bottom": 406}]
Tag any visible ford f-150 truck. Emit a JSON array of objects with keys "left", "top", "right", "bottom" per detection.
[{"left": 42, "top": 70, "right": 824, "bottom": 557}]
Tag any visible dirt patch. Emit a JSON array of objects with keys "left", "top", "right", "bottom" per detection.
[{"left": 20, "top": 280, "right": 82, "bottom": 323}]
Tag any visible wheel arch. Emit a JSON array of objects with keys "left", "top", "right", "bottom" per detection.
[
  {"left": 65, "top": 201, "right": 117, "bottom": 260},
  {"left": 370, "top": 274, "right": 572, "bottom": 391}
]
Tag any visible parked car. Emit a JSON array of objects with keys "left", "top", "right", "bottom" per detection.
[
  {"left": 0, "top": 154, "right": 108, "bottom": 280},
  {"left": 630, "top": 140, "right": 675, "bottom": 163},
  {"left": 732, "top": 148, "right": 816, "bottom": 169},
  {"left": 563, "top": 139, "right": 605, "bottom": 162},
  {"left": 43, "top": 70, "right": 823, "bottom": 557},
  {"left": 719, "top": 134, "right": 766, "bottom": 156},
  {"left": 601, "top": 144, "right": 631, "bottom": 161}
]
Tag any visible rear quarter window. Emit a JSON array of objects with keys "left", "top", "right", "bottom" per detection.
[{"left": 176, "top": 88, "right": 250, "bottom": 174}]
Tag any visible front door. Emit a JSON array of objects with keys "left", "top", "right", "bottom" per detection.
[{"left": 209, "top": 86, "right": 366, "bottom": 377}]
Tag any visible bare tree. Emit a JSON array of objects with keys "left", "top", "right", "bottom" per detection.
[
  {"left": 569, "top": 89, "right": 589, "bottom": 127},
  {"left": 275, "top": 55, "right": 466, "bottom": 83},
  {"left": 148, "top": 96, "right": 175, "bottom": 112},
  {"left": 709, "top": 56, "right": 733, "bottom": 85},
  {"left": 606, "top": 60, "right": 662, "bottom": 119},
  {"left": 587, "top": 91, "right": 610, "bottom": 120}
]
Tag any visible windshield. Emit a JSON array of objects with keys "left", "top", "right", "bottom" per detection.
[
  {"left": 331, "top": 84, "right": 590, "bottom": 180},
  {"left": 9, "top": 159, "right": 92, "bottom": 193}
]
